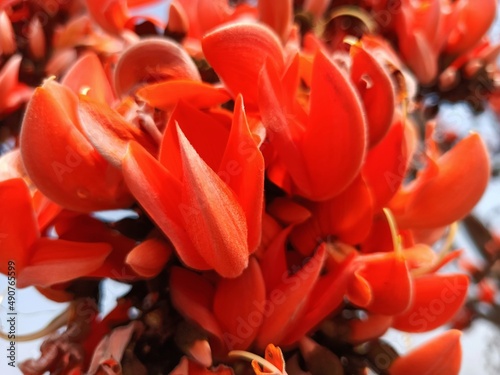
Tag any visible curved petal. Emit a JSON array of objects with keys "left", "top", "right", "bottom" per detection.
[
  {"left": 125, "top": 236, "right": 172, "bottom": 278},
  {"left": 300, "top": 50, "right": 367, "bottom": 200},
  {"left": 213, "top": 258, "right": 266, "bottom": 350},
  {"left": 160, "top": 101, "right": 230, "bottom": 176},
  {"left": 197, "top": 0, "right": 232, "bottom": 35},
  {"left": 350, "top": 252, "right": 412, "bottom": 315},
  {"left": 113, "top": 38, "right": 200, "bottom": 97},
  {"left": 391, "top": 133, "right": 489, "bottom": 229},
  {"left": 363, "top": 120, "right": 410, "bottom": 211},
  {"left": 389, "top": 330, "right": 462, "bottom": 375},
  {"left": 18, "top": 238, "right": 112, "bottom": 288},
  {"left": 85, "top": 0, "right": 129, "bottom": 35},
  {"left": 350, "top": 45, "right": 395, "bottom": 147},
  {"left": 0, "top": 54, "right": 32, "bottom": 115},
  {"left": 259, "top": 227, "right": 292, "bottom": 291},
  {"left": 202, "top": 22, "right": 285, "bottom": 107},
  {"left": 348, "top": 314, "right": 393, "bottom": 344},
  {"left": 0, "top": 178, "right": 39, "bottom": 274},
  {"left": 445, "top": 0, "right": 497, "bottom": 55},
  {"left": 392, "top": 274, "right": 469, "bottom": 333},
  {"left": 61, "top": 52, "right": 115, "bottom": 104},
  {"left": 20, "top": 81, "right": 132, "bottom": 212},
  {"left": 256, "top": 245, "right": 325, "bottom": 349},
  {"left": 291, "top": 176, "right": 373, "bottom": 256},
  {"left": 281, "top": 251, "right": 356, "bottom": 346},
  {"left": 137, "top": 80, "right": 231, "bottom": 110}
]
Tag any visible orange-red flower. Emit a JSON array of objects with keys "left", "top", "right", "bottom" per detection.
[{"left": 123, "top": 95, "right": 264, "bottom": 278}]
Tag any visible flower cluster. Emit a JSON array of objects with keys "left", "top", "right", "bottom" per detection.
[{"left": 0, "top": 0, "right": 498, "bottom": 374}]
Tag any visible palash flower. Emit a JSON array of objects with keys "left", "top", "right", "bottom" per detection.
[
  {"left": 392, "top": 0, "right": 497, "bottom": 84},
  {"left": 122, "top": 94, "right": 264, "bottom": 278},
  {"left": 0, "top": 177, "right": 172, "bottom": 289},
  {"left": 1, "top": 0, "right": 498, "bottom": 374}
]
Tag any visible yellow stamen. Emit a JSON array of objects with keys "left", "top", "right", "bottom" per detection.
[
  {"left": 0, "top": 306, "right": 71, "bottom": 342},
  {"left": 343, "top": 35, "right": 360, "bottom": 47},
  {"left": 80, "top": 86, "right": 91, "bottom": 96},
  {"left": 228, "top": 350, "right": 282, "bottom": 374},
  {"left": 328, "top": 6, "right": 377, "bottom": 34},
  {"left": 411, "top": 222, "right": 458, "bottom": 277},
  {"left": 43, "top": 75, "right": 57, "bottom": 83},
  {"left": 383, "top": 207, "right": 402, "bottom": 256}
]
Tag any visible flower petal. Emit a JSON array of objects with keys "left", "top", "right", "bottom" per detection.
[
  {"left": 391, "top": 133, "right": 490, "bottom": 229},
  {"left": 301, "top": 50, "right": 366, "bottom": 200},
  {"left": 114, "top": 38, "right": 200, "bottom": 97},
  {"left": 350, "top": 252, "right": 412, "bottom": 315},
  {"left": 202, "top": 22, "right": 285, "bottom": 107},
  {"left": 170, "top": 267, "right": 224, "bottom": 341},
  {"left": 256, "top": 245, "right": 325, "bottom": 349},
  {"left": 122, "top": 142, "right": 211, "bottom": 270},
  {"left": 125, "top": 236, "right": 172, "bottom": 278},
  {"left": 392, "top": 274, "right": 469, "bottom": 332},
  {"left": 61, "top": 52, "right": 115, "bottom": 104},
  {"left": 389, "top": 330, "right": 462, "bottom": 375},
  {"left": 258, "top": 0, "right": 292, "bottom": 41},
  {"left": 18, "top": 238, "right": 112, "bottom": 288},
  {"left": 218, "top": 95, "right": 265, "bottom": 253},
  {"left": 291, "top": 176, "right": 373, "bottom": 255},
  {"left": 350, "top": 45, "right": 395, "bottom": 147},
  {"left": 177, "top": 124, "right": 249, "bottom": 277},
  {"left": 445, "top": 0, "right": 497, "bottom": 55},
  {"left": 84, "top": 0, "right": 129, "bottom": 34},
  {"left": 0, "top": 178, "right": 39, "bottom": 274},
  {"left": 137, "top": 80, "right": 231, "bottom": 110},
  {"left": 213, "top": 258, "right": 266, "bottom": 350},
  {"left": 0, "top": 54, "right": 32, "bottom": 115},
  {"left": 363, "top": 120, "right": 410, "bottom": 211},
  {"left": 160, "top": 101, "right": 230, "bottom": 175},
  {"left": 20, "top": 81, "right": 132, "bottom": 212},
  {"left": 281, "top": 251, "right": 356, "bottom": 345}
]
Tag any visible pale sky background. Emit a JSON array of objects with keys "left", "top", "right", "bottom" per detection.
[{"left": 1, "top": 2, "right": 500, "bottom": 375}]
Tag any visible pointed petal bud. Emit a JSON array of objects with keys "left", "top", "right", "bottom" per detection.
[{"left": 125, "top": 236, "right": 172, "bottom": 278}]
